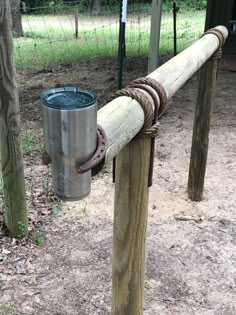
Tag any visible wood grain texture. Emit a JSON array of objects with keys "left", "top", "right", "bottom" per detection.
[
  {"left": 0, "top": 0, "right": 28, "bottom": 237},
  {"left": 112, "top": 138, "right": 151, "bottom": 315},
  {"left": 98, "top": 26, "right": 228, "bottom": 164},
  {"left": 10, "top": 0, "right": 23, "bottom": 37},
  {"left": 148, "top": 0, "right": 163, "bottom": 73},
  {"left": 187, "top": 58, "right": 218, "bottom": 201}
]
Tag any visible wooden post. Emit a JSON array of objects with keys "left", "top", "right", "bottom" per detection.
[
  {"left": 0, "top": 1, "right": 28, "bottom": 237},
  {"left": 112, "top": 137, "right": 151, "bottom": 314},
  {"left": 148, "top": 0, "right": 163, "bottom": 73},
  {"left": 187, "top": 57, "right": 219, "bottom": 201},
  {"left": 75, "top": 6, "right": 79, "bottom": 39}
]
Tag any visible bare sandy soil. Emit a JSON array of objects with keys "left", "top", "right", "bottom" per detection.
[{"left": 0, "top": 58, "right": 236, "bottom": 315}]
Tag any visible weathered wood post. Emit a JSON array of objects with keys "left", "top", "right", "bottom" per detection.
[
  {"left": 112, "top": 138, "right": 151, "bottom": 314},
  {"left": 148, "top": 0, "right": 163, "bottom": 73},
  {"left": 0, "top": 0, "right": 28, "bottom": 237},
  {"left": 187, "top": 29, "right": 225, "bottom": 201}
]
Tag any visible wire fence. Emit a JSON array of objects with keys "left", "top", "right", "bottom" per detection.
[{"left": 14, "top": 2, "right": 206, "bottom": 71}]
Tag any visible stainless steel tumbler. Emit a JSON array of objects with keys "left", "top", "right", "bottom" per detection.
[{"left": 41, "top": 87, "right": 97, "bottom": 201}]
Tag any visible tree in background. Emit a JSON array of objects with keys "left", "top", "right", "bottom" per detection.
[
  {"left": 90, "top": 0, "right": 101, "bottom": 15},
  {"left": 10, "top": 0, "right": 23, "bottom": 37},
  {"left": 24, "top": 0, "right": 49, "bottom": 8}
]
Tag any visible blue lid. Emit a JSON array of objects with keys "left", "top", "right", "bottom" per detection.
[{"left": 41, "top": 87, "right": 96, "bottom": 110}]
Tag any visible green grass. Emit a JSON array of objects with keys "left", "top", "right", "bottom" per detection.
[
  {"left": 14, "top": 11, "right": 205, "bottom": 69},
  {"left": 31, "top": 230, "right": 45, "bottom": 246},
  {"left": 21, "top": 132, "right": 42, "bottom": 154},
  {"left": 0, "top": 304, "right": 15, "bottom": 315}
]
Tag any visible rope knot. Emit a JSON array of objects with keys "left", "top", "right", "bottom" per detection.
[{"left": 109, "top": 77, "right": 168, "bottom": 186}]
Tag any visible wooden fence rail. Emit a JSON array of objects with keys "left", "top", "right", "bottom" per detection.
[{"left": 98, "top": 26, "right": 228, "bottom": 164}]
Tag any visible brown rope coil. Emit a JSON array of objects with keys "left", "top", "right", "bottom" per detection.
[
  {"left": 129, "top": 77, "right": 168, "bottom": 117},
  {"left": 126, "top": 84, "right": 159, "bottom": 137},
  {"left": 109, "top": 77, "right": 168, "bottom": 186},
  {"left": 108, "top": 87, "right": 154, "bottom": 137},
  {"left": 202, "top": 28, "right": 225, "bottom": 60},
  {"left": 211, "top": 48, "right": 223, "bottom": 60}
]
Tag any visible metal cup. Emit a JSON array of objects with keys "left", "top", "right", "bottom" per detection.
[{"left": 41, "top": 87, "right": 97, "bottom": 201}]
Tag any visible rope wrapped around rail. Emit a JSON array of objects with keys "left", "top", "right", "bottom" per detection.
[
  {"left": 202, "top": 28, "right": 226, "bottom": 60},
  {"left": 109, "top": 77, "right": 168, "bottom": 186}
]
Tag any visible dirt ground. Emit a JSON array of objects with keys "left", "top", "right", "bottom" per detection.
[{"left": 0, "top": 57, "right": 236, "bottom": 315}]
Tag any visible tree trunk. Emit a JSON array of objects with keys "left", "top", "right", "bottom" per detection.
[
  {"left": 90, "top": 0, "right": 101, "bottom": 16},
  {"left": 10, "top": 0, "right": 23, "bottom": 37},
  {"left": 0, "top": 0, "right": 28, "bottom": 237}
]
